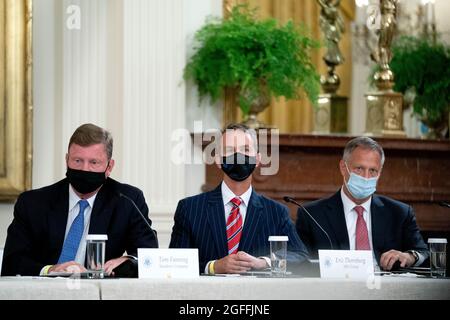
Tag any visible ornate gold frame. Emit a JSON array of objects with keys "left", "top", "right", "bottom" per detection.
[{"left": 0, "top": 0, "right": 33, "bottom": 201}]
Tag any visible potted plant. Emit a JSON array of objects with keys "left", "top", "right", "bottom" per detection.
[
  {"left": 184, "top": 5, "right": 320, "bottom": 128},
  {"left": 388, "top": 36, "right": 450, "bottom": 139}
]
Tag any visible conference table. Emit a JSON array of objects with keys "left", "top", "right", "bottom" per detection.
[{"left": 0, "top": 275, "right": 449, "bottom": 300}]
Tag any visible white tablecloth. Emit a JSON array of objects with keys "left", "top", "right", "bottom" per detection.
[
  {"left": 1, "top": 276, "right": 449, "bottom": 300},
  {"left": 99, "top": 276, "right": 450, "bottom": 300},
  {"left": 0, "top": 277, "right": 100, "bottom": 300}
]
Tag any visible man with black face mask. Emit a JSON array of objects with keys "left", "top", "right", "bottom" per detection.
[
  {"left": 1, "top": 123, "right": 158, "bottom": 277},
  {"left": 169, "top": 123, "right": 308, "bottom": 274}
]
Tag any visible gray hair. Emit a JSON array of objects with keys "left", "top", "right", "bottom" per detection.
[{"left": 343, "top": 136, "right": 385, "bottom": 166}]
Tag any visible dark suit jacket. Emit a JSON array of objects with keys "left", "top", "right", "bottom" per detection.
[
  {"left": 1, "top": 178, "right": 158, "bottom": 276},
  {"left": 169, "top": 184, "right": 309, "bottom": 272},
  {"left": 296, "top": 190, "right": 428, "bottom": 264}
]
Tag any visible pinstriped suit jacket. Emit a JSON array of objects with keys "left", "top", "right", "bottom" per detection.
[{"left": 169, "top": 184, "right": 309, "bottom": 272}]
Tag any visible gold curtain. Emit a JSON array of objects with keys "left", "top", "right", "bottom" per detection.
[{"left": 223, "top": 0, "right": 355, "bottom": 133}]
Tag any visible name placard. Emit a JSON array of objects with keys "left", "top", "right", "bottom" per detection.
[
  {"left": 138, "top": 248, "right": 199, "bottom": 279},
  {"left": 318, "top": 250, "right": 374, "bottom": 279}
]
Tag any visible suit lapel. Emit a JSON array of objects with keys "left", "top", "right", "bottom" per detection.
[
  {"left": 239, "top": 191, "right": 264, "bottom": 252},
  {"left": 370, "top": 194, "right": 387, "bottom": 262},
  {"left": 206, "top": 185, "right": 228, "bottom": 257},
  {"left": 324, "top": 191, "right": 350, "bottom": 250},
  {"left": 88, "top": 179, "right": 117, "bottom": 235},
  {"left": 47, "top": 180, "right": 70, "bottom": 257}
]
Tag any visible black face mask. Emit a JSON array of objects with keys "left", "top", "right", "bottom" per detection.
[
  {"left": 221, "top": 153, "right": 256, "bottom": 182},
  {"left": 66, "top": 165, "right": 108, "bottom": 194}
]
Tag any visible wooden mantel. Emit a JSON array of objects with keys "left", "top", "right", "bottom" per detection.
[{"left": 203, "top": 134, "right": 450, "bottom": 232}]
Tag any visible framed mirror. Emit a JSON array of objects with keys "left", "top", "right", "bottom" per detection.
[{"left": 0, "top": 0, "right": 33, "bottom": 201}]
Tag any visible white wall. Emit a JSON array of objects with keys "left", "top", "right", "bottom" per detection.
[
  {"left": 436, "top": 0, "right": 450, "bottom": 42},
  {"left": 0, "top": 206, "right": 13, "bottom": 249},
  {"left": 121, "top": 0, "right": 186, "bottom": 247},
  {"left": 184, "top": 0, "right": 223, "bottom": 133},
  {"left": 184, "top": 0, "right": 223, "bottom": 197}
]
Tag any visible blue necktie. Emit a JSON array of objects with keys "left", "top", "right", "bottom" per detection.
[{"left": 58, "top": 200, "right": 89, "bottom": 264}]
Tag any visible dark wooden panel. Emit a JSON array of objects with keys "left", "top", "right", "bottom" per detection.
[{"left": 204, "top": 134, "right": 450, "bottom": 232}]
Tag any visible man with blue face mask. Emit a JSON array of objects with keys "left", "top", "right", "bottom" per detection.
[
  {"left": 296, "top": 136, "right": 428, "bottom": 271},
  {"left": 170, "top": 123, "right": 308, "bottom": 274}
]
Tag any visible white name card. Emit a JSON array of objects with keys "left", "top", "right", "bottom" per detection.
[
  {"left": 318, "top": 250, "right": 374, "bottom": 279},
  {"left": 138, "top": 248, "right": 199, "bottom": 279}
]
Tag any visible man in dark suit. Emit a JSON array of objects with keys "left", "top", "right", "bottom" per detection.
[
  {"left": 170, "top": 124, "right": 308, "bottom": 274},
  {"left": 1, "top": 123, "right": 158, "bottom": 277},
  {"left": 296, "top": 136, "right": 428, "bottom": 271}
]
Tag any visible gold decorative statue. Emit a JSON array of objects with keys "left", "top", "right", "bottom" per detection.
[
  {"left": 314, "top": 0, "right": 348, "bottom": 134},
  {"left": 318, "top": 0, "right": 345, "bottom": 66},
  {"left": 365, "top": 0, "right": 405, "bottom": 137},
  {"left": 317, "top": 0, "right": 345, "bottom": 93},
  {"left": 371, "top": 0, "right": 397, "bottom": 90}
]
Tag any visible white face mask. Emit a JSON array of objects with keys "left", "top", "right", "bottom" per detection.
[{"left": 344, "top": 162, "right": 378, "bottom": 199}]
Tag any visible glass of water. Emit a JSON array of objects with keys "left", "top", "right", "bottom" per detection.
[
  {"left": 428, "top": 238, "right": 447, "bottom": 278},
  {"left": 86, "top": 234, "right": 108, "bottom": 279},
  {"left": 269, "top": 236, "right": 288, "bottom": 277}
]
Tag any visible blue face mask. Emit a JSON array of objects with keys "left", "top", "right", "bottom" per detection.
[{"left": 344, "top": 162, "right": 378, "bottom": 199}]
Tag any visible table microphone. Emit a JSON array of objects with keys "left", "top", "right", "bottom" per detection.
[
  {"left": 283, "top": 196, "right": 334, "bottom": 250},
  {"left": 439, "top": 201, "right": 450, "bottom": 209},
  {"left": 118, "top": 192, "right": 159, "bottom": 247}
]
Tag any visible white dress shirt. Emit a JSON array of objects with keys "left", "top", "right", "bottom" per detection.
[
  {"left": 340, "top": 188, "right": 374, "bottom": 252},
  {"left": 65, "top": 186, "right": 97, "bottom": 265},
  {"left": 204, "top": 181, "right": 254, "bottom": 274},
  {"left": 340, "top": 188, "right": 379, "bottom": 268},
  {"left": 221, "top": 180, "right": 252, "bottom": 225},
  {"left": 40, "top": 186, "right": 97, "bottom": 275}
]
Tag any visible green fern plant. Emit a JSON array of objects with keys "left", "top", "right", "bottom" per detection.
[
  {"left": 382, "top": 36, "right": 450, "bottom": 125},
  {"left": 184, "top": 5, "right": 320, "bottom": 115}
]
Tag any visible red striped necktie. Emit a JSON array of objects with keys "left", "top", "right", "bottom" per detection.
[
  {"left": 354, "top": 205, "right": 371, "bottom": 250},
  {"left": 227, "top": 197, "right": 243, "bottom": 255}
]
